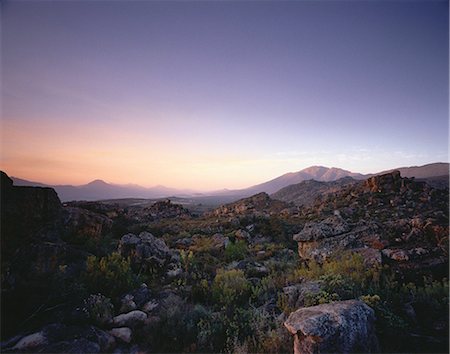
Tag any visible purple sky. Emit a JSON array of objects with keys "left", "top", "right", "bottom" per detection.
[{"left": 1, "top": 0, "right": 448, "bottom": 189}]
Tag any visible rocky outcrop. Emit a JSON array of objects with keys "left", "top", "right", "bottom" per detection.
[
  {"left": 147, "top": 200, "right": 191, "bottom": 219},
  {"left": 294, "top": 215, "right": 351, "bottom": 242},
  {"left": 284, "top": 300, "right": 378, "bottom": 354},
  {"left": 1, "top": 171, "right": 63, "bottom": 255},
  {"left": 118, "top": 232, "right": 180, "bottom": 273},
  {"left": 208, "top": 192, "right": 291, "bottom": 217},
  {"left": 63, "top": 206, "right": 113, "bottom": 240}
]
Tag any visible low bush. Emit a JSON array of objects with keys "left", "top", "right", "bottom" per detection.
[
  {"left": 212, "top": 269, "right": 250, "bottom": 307},
  {"left": 84, "top": 252, "right": 138, "bottom": 299}
]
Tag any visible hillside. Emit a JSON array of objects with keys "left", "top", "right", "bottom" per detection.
[
  {"left": 271, "top": 177, "right": 360, "bottom": 207},
  {"left": 1, "top": 170, "right": 448, "bottom": 353}
]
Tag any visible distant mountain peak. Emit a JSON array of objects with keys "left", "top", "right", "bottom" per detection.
[{"left": 86, "top": 179, "right": 109, "bottom": 186}]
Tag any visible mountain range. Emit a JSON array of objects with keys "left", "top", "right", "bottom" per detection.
[{"left": 8, "top": 162, "right": 448, "bottom": 202}]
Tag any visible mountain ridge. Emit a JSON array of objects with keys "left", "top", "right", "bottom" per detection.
[{"left": 8, "top": 162, "right": 448, "bottom": 202}]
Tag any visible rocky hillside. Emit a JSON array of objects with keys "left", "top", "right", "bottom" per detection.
[
  {"left": 271, "top": 176, "right": 359, "bottom": 207},
  {"left": 1, "top": 170, "right": 448, "bottom": 353},
  {"left": 207, "top": 192, "right": 291, "bottom": 218}
]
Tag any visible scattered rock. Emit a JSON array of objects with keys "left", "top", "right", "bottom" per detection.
[{"left": 118, "top": 232, "right": 179, "bottom": 271}]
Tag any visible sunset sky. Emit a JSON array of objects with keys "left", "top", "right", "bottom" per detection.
[{"left": 1, "top": 1, "right": 448, "bottom": 190}]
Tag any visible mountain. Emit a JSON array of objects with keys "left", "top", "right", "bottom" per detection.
[
  {"left": 10, "top": 177, "right": 197, "bottom": 202},
  {"left": 271, "top": 176, "right": 360, "bottom": 207},
  {"left": 226, "top": 166, "right": 366, "bottom": 197},
  {"left": 271, "top": 162, "right": 449, "bottom": 206},
  {"left": 376, "top": 162, "right": 449, "bottom": 179},
  {"left": 8, "top": 162, "right": 448, "bottom": 202}
]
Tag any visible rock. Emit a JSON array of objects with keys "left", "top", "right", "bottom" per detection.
[
  {"left": 12, "top": 331, "right": 47, "bottom": 350},
  {"left": 63, "top": 206, "right": 113, "bottom": 240},
  {"left": 166, "top": 266, "right": 183, "bottom": 278},
  {"left": 147, "top": 199, "right": 191, "bottom": 219},
  {"left": 228, "top": 260, "right": 269, "bottom": 278},
  {"left": 235, "top": 229, "right": 250, "bottom": 241},
  {"left": 118, "top": 232, "right": 179, "bottom": 271},
  {"left": 382, "top": 248, "right": 410, "bottom": 262},
  {"left": 353, "top": 247, "right": 382, "bottom": 267},
  {"left": 211, "top": 233, "right": 230, "bottom": 249},
  {"left": 130, "top": 283, "right": 152, "bottom": 307},
  {"left": 284, "top": 300, "right": 378, "bottom": 354},
  {"left": 112, "top": 310, "right": 148, "bottom": 327},
  {"left": 142, "top": 300, "right": 159, "bottom": 313},
  {"left": 365, "top": 171, "right": 402, "bottom": 193},
  {"left": 43, "top": 338, "right": 101, "bottom": 353},
  {"left": 109, "top": 327, "right": 132, "bottom": 343},
  {"left": 282, "top": 281, "right": 324, "bottom": 309},
  {"left": 208, "top": 192, "right": 290, "bottom": 217},
  {"left": 293, "top": 216, "right": 350, "bottom": 242},
  {"left": 1, "top": 171, "right": 63, "bottom": 256},
  {"left": 120, "top": 294, "right": 137, "bottom": 313}
]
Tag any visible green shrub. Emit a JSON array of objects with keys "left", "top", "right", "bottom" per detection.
[
  {"left": 212, "top": 269, "right": 250, "bottom": 307},
  {"left": 84, "top": 252, "right": 138, "bottom": 299},
  {"left": 225, "top": 240, "right": 247, "bottom": 261}
]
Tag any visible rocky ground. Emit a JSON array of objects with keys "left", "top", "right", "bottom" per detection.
[{"left": 1, "top": 170, "right": 448, "bottom": 353}]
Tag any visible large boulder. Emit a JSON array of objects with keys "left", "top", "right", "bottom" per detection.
[
  {"left": 284, "top": 300, "right": 378, "bottom": 354},
  {"left": 63, "top": 207, "right": 112, "bottom": 240},
  {"left": 293, "top": 215, "right": 350, "bottom": 242},
  {"left": 1, "top": 171, "right": 63, "bottom": 255},
  {"left": 118, "top": 232, "right": 179, "bottom": 271}
]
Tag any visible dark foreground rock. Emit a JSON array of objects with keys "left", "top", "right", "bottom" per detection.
[{"left": 284, "top": 300, "right": 378, "bottom": 354}]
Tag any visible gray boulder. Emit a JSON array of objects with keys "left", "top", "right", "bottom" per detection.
[
  {"left": 294, "top": 216, "right": 350, "bottom": 242},
  {"left": 118, "top": 232, "right": 179, "bottom": 271},
  {"left": 112, "top": 310, "right": 148, "bottom": 328},
  {"left": 284, "top": 300, "right": 378, "bottom": 354}
]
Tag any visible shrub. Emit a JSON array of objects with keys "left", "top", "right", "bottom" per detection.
[
  {"left": 84, "top": 252, "right": 138, "bottom": 299},
  {"left": 212, "top": 269, "right": 250, "bottom": 307},
  {"left": 225, "top": 240, "right": 247, "bottom": 261}
]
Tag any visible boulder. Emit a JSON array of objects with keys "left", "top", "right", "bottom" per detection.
[
  {"left": 118, "top": 232, "right": 179, "bottom": 271},
  {"left": 120, "top": 294, "right": 137, "bottom": 313},
  {"left": 293, "top": 216, "right": 350, "bottom": 242},
  {"left": 211, "top": 233, "right": 230, "bottom": 249},
  {"left": 112, "top": 310, "right": 147, "bottom": 327},
  {"left": 12, "top": 331, "right": 47, "bottom": 350},
  {"left": 63, "top": 206, "right": 112, "bottom": 240},
  {"left": 284, "top": 300, "right": 378, "bottom": 354},
  {"left": 109, "top": 327, "right": 132, "bottom": 343}
]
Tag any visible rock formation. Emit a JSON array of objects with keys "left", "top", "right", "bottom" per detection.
[{"left": 284, "top": 300, "right": 378, "bottom": 354}]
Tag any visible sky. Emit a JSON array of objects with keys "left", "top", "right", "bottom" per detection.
[{"left": 1, "top": 0, "right": 448, "bottom": 190}]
